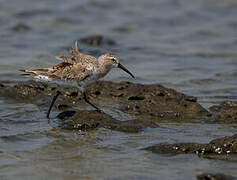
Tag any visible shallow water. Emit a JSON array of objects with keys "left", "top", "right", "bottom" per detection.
[{"left": 0, "top": 0, "right": 237, "bottom": 179}]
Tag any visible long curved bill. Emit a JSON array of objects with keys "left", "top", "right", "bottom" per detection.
[{"left": 118, "top": 63, "right": 135, "bottom": 79}]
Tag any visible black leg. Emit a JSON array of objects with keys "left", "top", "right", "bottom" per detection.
[
  {"left": 83, "top": 91, "right": 102, "bottom": 112},
  {"left": 46, "top": 91, "right": 61, "bottom": 118}
]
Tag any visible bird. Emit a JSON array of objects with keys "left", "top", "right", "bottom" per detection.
[{"left": 20, "top": 41, "right": 135, "bottom": 118}]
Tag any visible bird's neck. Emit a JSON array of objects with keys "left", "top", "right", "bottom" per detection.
[{"left": 97, "top": 61, "right": 112, "bottom": 78}]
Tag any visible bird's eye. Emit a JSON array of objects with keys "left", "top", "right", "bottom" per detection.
[{"left": 111, "top": 58, "right": 116, "bottom": 62}]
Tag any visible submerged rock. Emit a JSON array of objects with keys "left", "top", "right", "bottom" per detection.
[
  {"left": 144, "top": 133, "right": 237, "bottom": 160},
  {"left": 0, "top": 80, "right": 210, "bottom": 124},
  {"left": 12, "top": 23, "right": 31, "bottom": 32},
  {"left": 209, "top": 101, "right": 237, "bottom": 123},
  {"left": 80, "top": 35, "right": 116, "bottom": 46},
  {"left": 57, "top": 110, "right": 158, "bottom": 133},
  {"left": 14, "top": 9, "right": 51, "bottom": 18},
  {"left": 197, "top": 173, "right": 235, "bottom": 180},
  {"left": 113, "top": 24, "right": 136, "bottom": 33}
]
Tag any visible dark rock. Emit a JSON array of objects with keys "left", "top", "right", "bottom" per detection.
[
  {"left": 144, "top": 133, "right": 237, "bottom": 160},
  {"left": 65, "top": 91, "right": 78, "bottom": 97},
  {"left": 210, "top": 134, "right": 237, "bottom": 154},
  {"left": 56, "top": 110, "right": 76, "bottom": 120},
  {"left": 58, "top": 110, "right": 113, "bottom": 131},
  {"left": 0, "top": 80, "right": 210, "bottom": 124},
  {"left": 80, "top": 35, "right": 116, "bottom": 46},
  {"left": 144, "top": 143, "right": 210, "bottom": 155},
  {"left": 128, "top": 96, "right": 145, "bottom": 101},
  {"left": 87, "top": 81, "right": 210, "bottom": 122},
  {"left": 15, "top": 10, "right": 51, "bottom": 18},
  {"left": 58, "top": 110, "right": 101, "bottom": 131},
  {"left": 0, "top": 80, "right": 49, "bottom": 102},
  {"left": 12, "top": 24, "right": 30, "bottom": 32},
  {"left": 112, "top": 119, "right": 159, "bottom": 133},
  {"left": 197, "top": 173, "right": 236, "bottom": 180},
  {"left": 209, "top": 101, "right": 237, "bottom": 123},
  {"left": 185, "top": 96, "right": 197, "bottom": 102},
  {"left": 56, "top": 104, "right": 71, "bottom": 110},
  {"left": 113, "top": 24, "right": 136, "bottom": 33},
  {"left": 57, "top": 110, "right": 158, "bottom": 133}
]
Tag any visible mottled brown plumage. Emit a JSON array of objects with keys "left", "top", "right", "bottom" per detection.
[
  {"left": 24, "top": 45, "right": 98, "bottom": 82},
  {"left": 20, "top": 40, "right": 135, "bottom": 118}
]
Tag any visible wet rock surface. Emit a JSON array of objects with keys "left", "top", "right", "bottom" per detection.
[
  {"left": 0, "top": 80, "right": 210, "bottom": 124},
  {"left": 11, "top": 23, "right": 31, "bottom": 32},
  {"left": 87, "top": 81, "right": 210, "bottom": 122},
  {"left": 209, "top": 101, "right": 237, "bottom": 123},
  {"left": 1, "top": 79, "right": 236, "bottom": 177},
  {"left": 144, "top": 133, "right": 237, "bottom": 160},
  {"left": 57, "top": 110, "right": 158, "bottom": 133},
  {"left": 197, "top": 173, "right": 236, "bottom": 180}
]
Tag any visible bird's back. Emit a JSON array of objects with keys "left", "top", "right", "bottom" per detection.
[{"left": 22, "top": 57, "right": 98, "bottom": 82}]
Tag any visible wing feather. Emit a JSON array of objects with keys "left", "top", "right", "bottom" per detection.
[
  {"left": 20, "top": 41, "right": 98, "bottom": 82},
  {"left": 55, "top": 56, "right": 75, "bottom": 64},
  {"left": 55, "top": 40, "right": 96, "bottom": 64}
]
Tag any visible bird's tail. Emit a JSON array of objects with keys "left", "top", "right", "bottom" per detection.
[{"left": 19, "top": 69, "right": 49, "bottom": 77}]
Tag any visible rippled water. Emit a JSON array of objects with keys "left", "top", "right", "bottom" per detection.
[{"left": 0, "top": 0, "right": 237, "bottom": 179}]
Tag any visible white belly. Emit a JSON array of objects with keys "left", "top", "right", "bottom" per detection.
[{"left": 77, "top": 74, "right": 99, "bottom": 92}]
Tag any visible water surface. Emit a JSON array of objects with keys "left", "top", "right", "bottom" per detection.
[{"left": 0, "top": 0, "right": 237, "bottom": 179}]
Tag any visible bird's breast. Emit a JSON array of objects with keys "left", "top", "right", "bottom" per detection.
[{"left": 78, "top": 73, "right": 99, "bottom": 88}]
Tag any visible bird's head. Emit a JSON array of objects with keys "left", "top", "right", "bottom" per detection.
[{"left": 98, "top": 53, "right": 135, "bottom": 79}]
